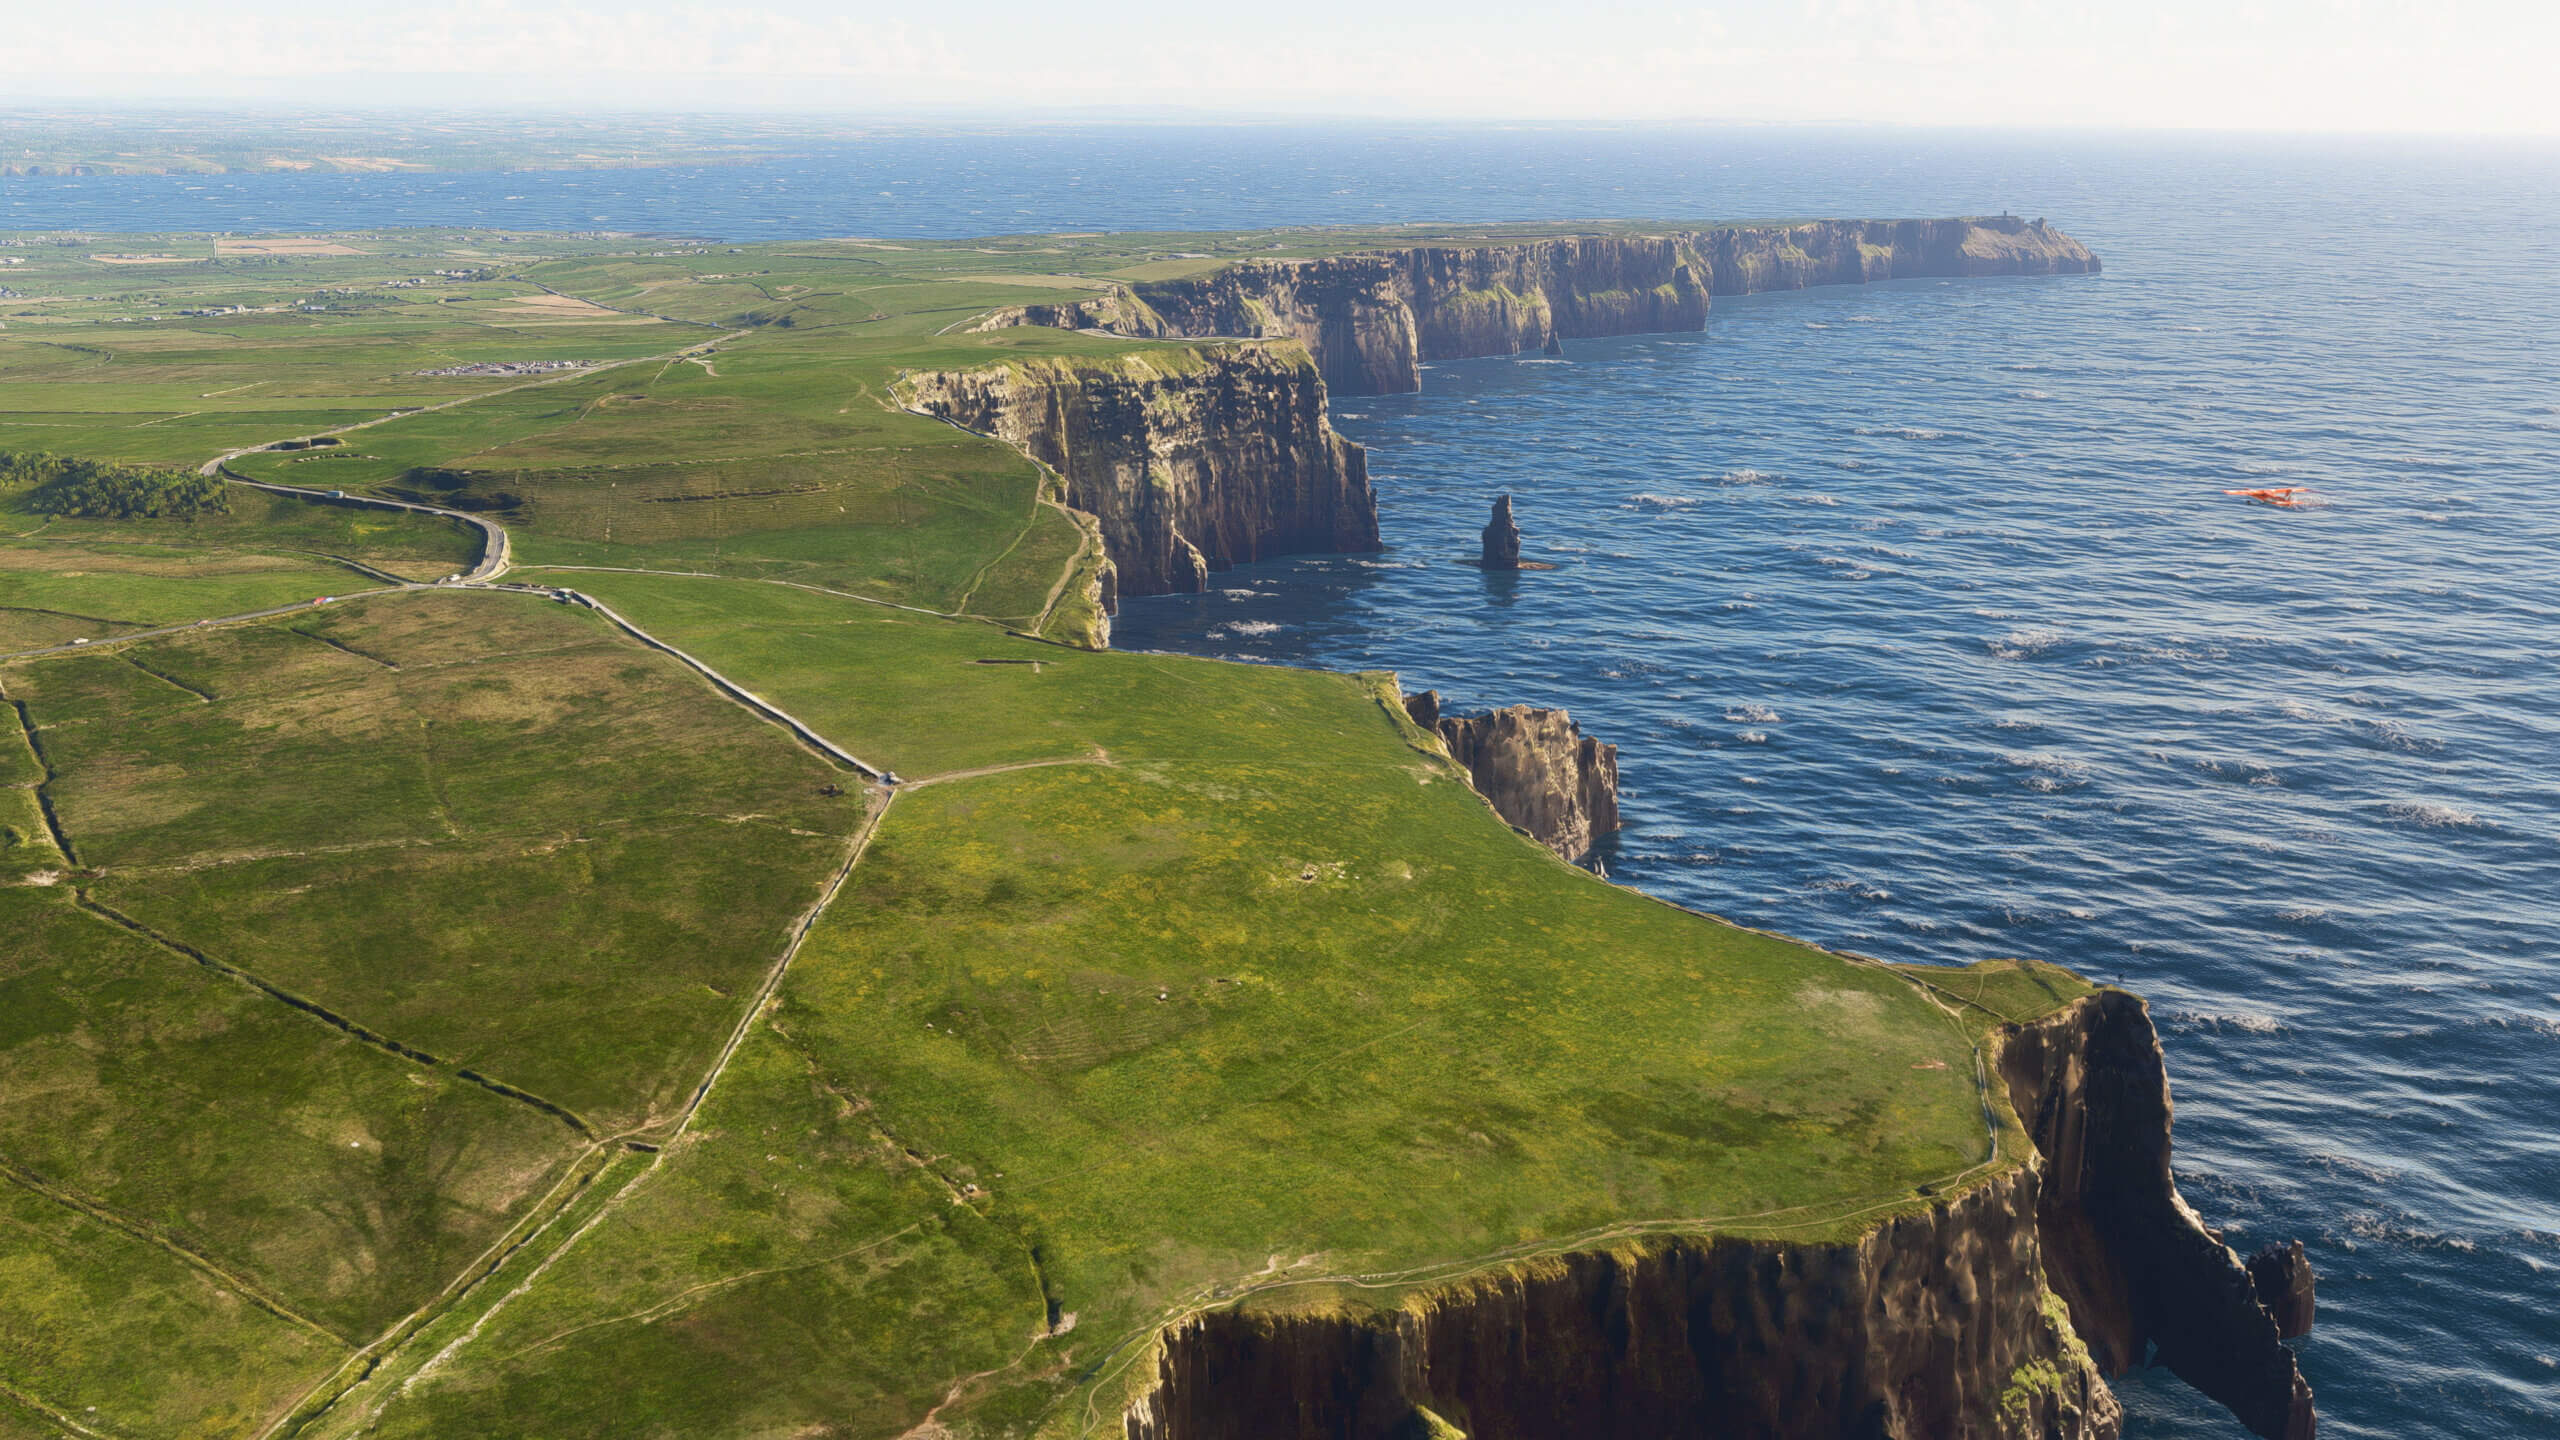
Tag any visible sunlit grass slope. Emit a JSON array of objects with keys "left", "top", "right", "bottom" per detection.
[
  {"left": 5, "top": 591, "right": 858, "bottom": 1132},
  {"left": 366, "top": 572, "right": 2020, "bottom": 1439}
]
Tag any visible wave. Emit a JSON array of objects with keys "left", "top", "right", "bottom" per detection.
[
  {"left": 2166, "top": 1008, "right": 2285, "bottom": 1035},
  {"left": 1628, "top": 493, "right": 1705, "bottom": 510},
  {"left": 2004, "top": 751, "right": 2093, "bottom": 791},
  {"left": 1215, "top": 620, "right": 1283, "bottom": 638},
  {"left": 2387, "top": 800, "right": 2485, "bottom": 829},
  {"left": 1720, "top": 468, "right": 1777, "bottom": 485},
  {"left": 1725, "top": 704, "right": 1782, "bottom": 723},
  {"left": 2014, "top": 389, "right": 2054, "bottom": 401},
  {"left": 1986, "top": 627, "right": 2069, "bottom": 660}
]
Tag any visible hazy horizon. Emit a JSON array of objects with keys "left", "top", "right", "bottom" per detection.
[{"left": 5, "top": 0, "right": 2554, "bottom": 138}]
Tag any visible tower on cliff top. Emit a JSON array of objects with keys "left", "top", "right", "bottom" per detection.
[{"left": 1481, "top": 495, "right": 1522, "bottom": 570}]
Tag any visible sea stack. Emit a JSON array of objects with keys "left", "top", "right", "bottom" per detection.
[{"left": 1481, "top": 494, "right": 1523, "bottom": 570}]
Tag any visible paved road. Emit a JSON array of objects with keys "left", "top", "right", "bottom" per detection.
[{"left": 224, "top": 477, "right": 510, "bottom": 582}]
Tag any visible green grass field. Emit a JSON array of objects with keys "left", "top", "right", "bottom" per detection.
[
  {"left": 347, "top": 574, "right": 2046, "bottom": 1439},
  {"left": 0, "top": 221, "right": 2103, "bottom": 1440}
]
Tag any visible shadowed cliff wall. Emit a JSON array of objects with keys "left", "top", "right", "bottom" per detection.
[
  {"left": 1120, "top": 991, "right": 2312, "bottom": 1440},
  {"left": 2000, "top": 992, "right": 2316, "bottom": 1440}
]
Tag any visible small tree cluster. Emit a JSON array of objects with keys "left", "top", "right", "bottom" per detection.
[{"left": 0, "top": 450, "right": 231, "bottom": 519}]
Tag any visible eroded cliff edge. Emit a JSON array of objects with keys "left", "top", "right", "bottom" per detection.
[
  {"left": 982, "top": 217, "right": 2099, "bottom": 395},
  {"left": 1404, "top": 689, "right": 1620, "bottom": 864},
  {"left": 1121, "top": 989, "right": 2312, "bottom": 1440},
  {"left": 898, "top": 344, "right": 1378, "bottom": 599}
]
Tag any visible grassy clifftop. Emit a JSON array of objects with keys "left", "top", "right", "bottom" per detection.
[{"left": 0, "top": 222, "right": 2102, "bottom": 1440}]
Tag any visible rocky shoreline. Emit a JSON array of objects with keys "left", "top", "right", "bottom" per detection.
[
  {"left": 914, "top": 221, "right": 2315, "bottom": 1440},
  {"left": 976, "top": 218, "right": 2099, "bottom": 395}
]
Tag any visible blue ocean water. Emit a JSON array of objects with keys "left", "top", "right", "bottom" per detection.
[{"left": 9, "top": 125, "right": 2556, "bottom": 1437}]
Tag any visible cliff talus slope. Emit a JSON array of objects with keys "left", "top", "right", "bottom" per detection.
[
  {"left": 1122, "top": 989, "right": 2312, "bottom": 1440},
  {"left": 899, "top": 346, "right": 1378, "bottom": 599}
]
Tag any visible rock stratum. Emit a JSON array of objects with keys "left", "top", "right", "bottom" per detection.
[
  {"left": 979, "top": 217, "right": 2099, "bottom": 395},
  {"left": 924, "top": 220, "right": 2095, "bottom": 600},
  {"left": 1123, "top": 991, "right": 2313, "bottom": 1440},
  {"left": 1404, "top": 689, "right": 1619, "bottom": 863},
  {"left": 898, "top": 345, "right": 1378, "bottom": 599}
]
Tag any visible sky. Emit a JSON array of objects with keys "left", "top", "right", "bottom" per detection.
[{"left": 5, "top": 0, "right": 2556, "bottom": 136}]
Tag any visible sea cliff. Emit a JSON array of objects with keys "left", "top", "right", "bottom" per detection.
[
  {"left": 897, "top": 344, "right": 1378, "bottom": 599},
  {"left": 981, "top": 217, "right": 2099, "bottom": 395},
  {"left": 930, "top": 219, "right": 2096, "bottom": 600},
  {"left": 1121, "top": 990, "right": 2312, "bottom": 1440},
  {"left": 1404, "top": 689, "right": 1620, "bottom": 863}
]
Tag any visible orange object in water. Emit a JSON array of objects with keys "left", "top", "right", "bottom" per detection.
[{"left": 2224, "top": 486, "right": 2315, "bottom": 508}]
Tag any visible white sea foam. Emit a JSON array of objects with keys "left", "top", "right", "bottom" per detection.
[
  {"left": 1725, "top": 704, "right": 1782, "bottom": 723},
  {"left": 2389, "top": 800, "right": 2484, "bottom": 829},
  {"left": 1720, "top": 468, "right": 1776, "bottom": 485},
  {"left": 2014, "top": 389, "right": 2053, "bottom": 401},
  {"left": 1216, "top": 620, "right": 1283, "bottom": 638},
  {"left": 1987, "top": 627, "right": 2068, "bottom": 660},
  {"left": 1797, "top": 494, "right": 1840, "bottom": 507},
  {"left": 1628, "top": 493, "right": 1704, "bottom": 510},
  {"left": 1736, "top": 731, "right": 1768, "bottom": 744},
  {"left": 2168, "top": 1008, "right": 2284, "bottom": 1035}
]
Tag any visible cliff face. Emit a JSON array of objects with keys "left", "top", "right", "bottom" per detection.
[
  {"left": 1120, "top": 991, "right": 2310, "bottom": 1440},
  {"left": 1119, "top": 236, "right": 1710, "bottom": 396},
  {"left": 1404, "top": 690, "right": 1618, "bottom": 862},
  {"left": 985, "top": 219, "right": 2097, "bottom": 395},
  {"left": 898, "top": 346, "right": 1379, "bottom": 599},
  {"left": 1128, "top": 1171, "right": 2115, "bottom": 1440},
  {"left": 2000, "top": 992, "right": 2316, "bottom": 1440},
  {"left": 1690, "top": 217, "right": 2099, "bottom": 298}
]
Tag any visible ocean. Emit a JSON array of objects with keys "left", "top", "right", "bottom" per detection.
[{"left": 10, "top": 123, "right": 2556, "bottom": 1438}]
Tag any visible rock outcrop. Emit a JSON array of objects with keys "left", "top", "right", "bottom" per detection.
[
  {"left": 1478, "top": 495, "right": 1521, "bottom": 570},
  {"left": 987, "top": 218, "right": 2099, "bottom": 395},
  {"left": 1403, "top": 691, "right": 1618, "bottom": 862},
  {"left": 2247, "top": 1241, "right": 2317, "bottom": 1340},
  {"left": 1119, "top": 990, "right": 2312, "bottom": 1440},
  {"left": 898, "top": 345, "right": 1379, "bottom": 599},
  {"left": 2001, "top": 991, "right": 2317, "bottom": 1440}
]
